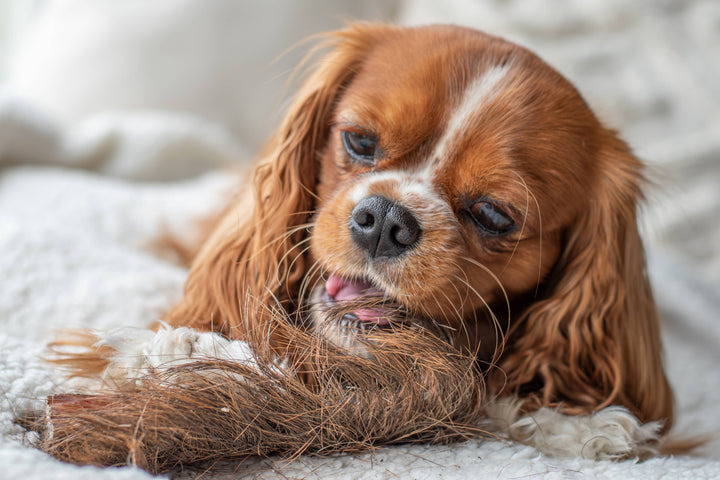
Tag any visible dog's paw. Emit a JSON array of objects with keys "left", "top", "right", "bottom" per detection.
[
  {"left": 47, "top": 325, "right": 257, "bottom": 388},
  {"left": 486, "top": 397, "right": 662, "bottom": 459},
  {"left": 98, "top": 325, "right": 256, "bottom": 380}
]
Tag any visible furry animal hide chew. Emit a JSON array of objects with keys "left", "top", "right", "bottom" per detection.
[{"left": 25, "top": 325, "right": 488, "bottom": 474}]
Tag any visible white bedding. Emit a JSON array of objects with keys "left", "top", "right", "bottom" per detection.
[{"left": 1, "top": 1, "right": 720, "bottom": 478}]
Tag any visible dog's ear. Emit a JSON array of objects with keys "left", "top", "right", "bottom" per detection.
[
  {"left": 499, "top": 132, "right": 674, "bottom": 428},
  {"left": 162, "top": 24, "right": 390, "bottom": 344}
]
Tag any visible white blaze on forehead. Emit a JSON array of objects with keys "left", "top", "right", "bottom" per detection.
[
  {"left": 431, "top": 64, "right": 511, "bottom": 167},
  {"left": 347, "top": 170, "right": 454, "bottom": 231},
  {"left": 349, "top": 170, "right": 437, "bottom": 205}
]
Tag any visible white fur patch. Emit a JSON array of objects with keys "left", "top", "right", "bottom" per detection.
[
  {"left": 96, "top": 325, "right": 257, "bottom": 383},
  {"left": 485, "top": 397, "right": 662, "bottom": 459},
  {"left": 348, "top": 170, "right": 437, "bottom": 204},
  {"left": 346, "top": 169, "right": 452, "bottom": 232},
  {"left": 431, "top": 65, "right": 510, "bottom": 164}
]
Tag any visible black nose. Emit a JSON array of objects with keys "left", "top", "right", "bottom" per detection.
[{"left": 349, "top": 196, "right": 421, "bottom": 259}]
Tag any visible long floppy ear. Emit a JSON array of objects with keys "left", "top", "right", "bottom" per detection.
[
  {"left": 499, "top": 132, "right": 674, "bottom": 429},
  {"left": 163, "top": 24, "right": 390, "bottom": 344}
]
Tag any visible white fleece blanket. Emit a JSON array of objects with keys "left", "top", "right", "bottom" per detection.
[{"left": 1, "top": 97, "right": 720, "bottom": 479}]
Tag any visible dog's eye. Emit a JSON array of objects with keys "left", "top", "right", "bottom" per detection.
[
  {"left": 469, "top": 201, "right": 515, "bottom": 235},
  {"left": 341, "top": 130, "right": 377, "bottom": 164}
]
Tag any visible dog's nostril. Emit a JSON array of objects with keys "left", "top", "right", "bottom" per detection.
[
  {"left": 390, "top": 210, "right": 420, "bottom": 246},
  {"left": 352, "top": 208, "right": 375, "bottom": 228},
  {"left": 349, "top": 196, "right": 421, "bottom": 259}
]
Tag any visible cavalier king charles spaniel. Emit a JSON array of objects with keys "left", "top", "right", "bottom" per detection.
[{"left": 34, "top": 24, "right": 679, "bottom": 471}]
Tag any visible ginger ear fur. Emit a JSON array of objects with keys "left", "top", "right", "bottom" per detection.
[
  {"left": 162, "top": 24, "right": 390, "bottom": 346},
  {"left": 497, "top": 132, "right": 674, "bottom": 430}
]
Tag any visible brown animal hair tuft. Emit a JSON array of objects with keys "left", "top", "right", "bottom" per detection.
[{"left": 29, "top": 325, "right": 487, "bottom": 474}]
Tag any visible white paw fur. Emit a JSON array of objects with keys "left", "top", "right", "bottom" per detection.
[
  {"left": 486, "top": 397, "right": 662, "bottom": 459},
  {"left": 96, "top": 324, "right": 257, "bottom": 382}
]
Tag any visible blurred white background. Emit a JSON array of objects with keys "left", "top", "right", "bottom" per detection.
[{"left": 0, "top": 0, "right": 398, "bottom": 152}]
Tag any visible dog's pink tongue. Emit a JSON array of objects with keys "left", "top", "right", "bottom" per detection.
[{"left": 325, "top": 275, "right": 389, "bottom": 325}]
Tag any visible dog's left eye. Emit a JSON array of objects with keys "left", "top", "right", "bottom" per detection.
[{"left": 341, "top": 131, "right": 377, "bottom": 164}]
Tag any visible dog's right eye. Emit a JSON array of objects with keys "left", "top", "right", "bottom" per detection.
[{"left": 341, "top": 130, "right": 378, "bottom": 165}]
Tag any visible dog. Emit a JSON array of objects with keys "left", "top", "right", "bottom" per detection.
[{"left": 34, "top": 23, "right": 677, "bottom": 471}]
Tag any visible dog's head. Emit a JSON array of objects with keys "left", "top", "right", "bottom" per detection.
[
  {"left": 308, "top": 26, "right": 598, "bottom": 350},
  {"left": 182, "top": 24, "right": 673, "bottom": 429}
]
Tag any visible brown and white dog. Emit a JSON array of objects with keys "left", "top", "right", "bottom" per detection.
[{"left": 39, "top": 23, "right": 677, "bottom": 469}]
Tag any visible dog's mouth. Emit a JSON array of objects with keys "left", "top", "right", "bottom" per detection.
[
  {"left": 310, "top": 273, "right": 456, "bottom": 353},
  {"left": 325, "top": 275, "right": 390, "bottom": 325},
  {"left": 313, "top": 274, "right": 406, "bottom": 330}
]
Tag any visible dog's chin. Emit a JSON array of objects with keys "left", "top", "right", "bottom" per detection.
[{"left": 308, "top": 274, "right": 454, "bottom": 356}]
